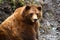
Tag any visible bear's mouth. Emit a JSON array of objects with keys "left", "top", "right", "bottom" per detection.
[{"left": 31, "top": 19, "right": 38, "bottom": 23}]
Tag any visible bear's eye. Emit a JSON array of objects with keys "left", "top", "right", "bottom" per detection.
[
  {"left": 36, "top": 13, "right": 39, "bottom": 16},
  {"left": 30, "top": 13, "right": 33, "bottom": 16}
]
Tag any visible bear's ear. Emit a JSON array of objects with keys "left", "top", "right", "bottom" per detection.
[
  {"left": 37, "top": 7, "right": 42, "bottom": 11},
  {"left": 25, "top": 5, "right": 31, "bottom": 10},
  {"left": 22, "top": 5, "right": 31, "bottom": 17}
]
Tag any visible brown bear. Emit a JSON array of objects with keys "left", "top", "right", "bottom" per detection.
[{"left": 0, "top": 5, "right": 42, "bottom": 40}]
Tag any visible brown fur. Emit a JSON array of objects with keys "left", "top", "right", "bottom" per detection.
[{"left": 0, "top": 5, "right": 42, "bottom": 40}]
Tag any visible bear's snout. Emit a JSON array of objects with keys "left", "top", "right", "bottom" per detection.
[{"left": 32, "top": 14, "right": 38, "bottom": 22}]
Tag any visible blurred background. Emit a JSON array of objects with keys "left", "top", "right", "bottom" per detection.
[{"left": 0, "top": 0, "right": 60, "bottom": 40}]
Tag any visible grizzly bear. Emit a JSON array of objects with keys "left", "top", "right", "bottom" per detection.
[{"left": 0, "top": 5, "right": 42, "bottom": 40}]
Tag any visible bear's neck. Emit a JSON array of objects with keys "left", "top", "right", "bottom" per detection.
[{"left": 15, "top": 14, "right": 37, "bottom": 25}]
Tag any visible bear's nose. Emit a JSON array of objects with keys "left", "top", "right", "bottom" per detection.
[{"left": 34, "top": 19, "right": 37, "bottom": 22}]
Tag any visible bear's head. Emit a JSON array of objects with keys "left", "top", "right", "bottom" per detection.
[{"left": 22, "top": 5, "right": 42, "bottom": 23}]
